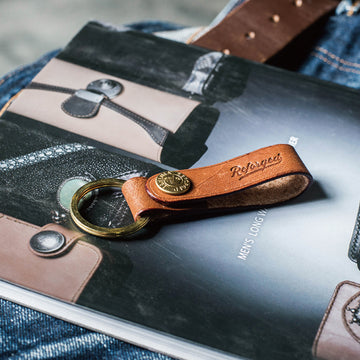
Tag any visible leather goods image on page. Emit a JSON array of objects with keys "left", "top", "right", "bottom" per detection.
[
  {"left": 6, "top": 58, "right": 219, "bottom": 169},
  {"left": 0, "top": 214, "right": 102, "bottom": 303},
  {"left": 0, "top": 114, "right": 163, "bottom": 305},
  {"left": 4, "top": 21, "right": 250, "bottom": 169},
  {"left": 1, "top": 21, "right": 360, "bottom": 360},
  {"left": 313, "top": 281, "right": 360, "bottom": 360}
]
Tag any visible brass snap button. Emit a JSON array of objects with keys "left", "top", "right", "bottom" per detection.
[{"left": 155, "top": 171, "right": 192, "bottom": 195}]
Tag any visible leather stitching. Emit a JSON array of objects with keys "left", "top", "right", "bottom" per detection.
[
  {"left": 316, "top": 47, "right": 360, "bottom": 68},
  {"left": 148, "top": 172, "right": 309, "bottom": 203},
  {"left": 36, "top": 223, "right": 83, "bottom": 258},
  {"left": 103, "top": 100, "right": 168, "bottom": 146},
  {"left": 147, "top": 144, "right": 299, "bottom": 202},
  {"left": 70, "top": 241, "right": 103, "bottom": 302},
  {"left": 61, "top": 98, "right": 100, "bottom": 119},
  {"left": 1, "top": 215, "right": 39, "bottom": 230},
  {"left": 0, "top": 213, "right": 101, "bottom": 303},
  {"left": 311, "top": 52, "right": 360, "bottom": 75},
  {"left": 312, "top": 281, "right": 360, "bottom": 357},
  {"left": 104, "top": 101, "right": 166, "bottom": 132},
  {"left": 28, "top": 82, "right": 75, "bottom": 94},
  {"left": 25, "top": 82, "right": 179, "bottom": 147}
]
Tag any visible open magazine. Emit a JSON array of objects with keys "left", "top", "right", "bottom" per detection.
[{"left": 0, "top": 21, "right": 359, "bottom": 360}]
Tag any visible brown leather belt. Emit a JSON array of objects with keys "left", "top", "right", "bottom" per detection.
[
  {"left": 70, "top": 144, "right": 313, "bottom": 238},
  {"left": 191, "top": 0, "right": 340, "bottom": 63}
]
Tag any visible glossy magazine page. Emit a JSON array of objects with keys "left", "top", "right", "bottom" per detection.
[{"left": 0, "top": 22, "right": 360, "bottom": 360}]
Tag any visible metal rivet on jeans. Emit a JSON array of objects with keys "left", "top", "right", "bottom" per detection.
[
  {"left": 30, "top": 231, "right": 66, "bottom": 254},
  {"left": 222, "top": 49, "right": 231, "bottom": 55}
]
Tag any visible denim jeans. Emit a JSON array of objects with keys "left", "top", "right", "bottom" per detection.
[{"left": 1, "top": 2, "right": 360, "bottom": 359}]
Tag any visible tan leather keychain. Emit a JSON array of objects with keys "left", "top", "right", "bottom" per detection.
[{"left": 70, "top": 144, "right": 312, "bottom": 238}]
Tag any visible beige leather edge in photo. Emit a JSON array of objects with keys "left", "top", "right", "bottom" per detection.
[{"left": 7, "top": 59, "right": 200, "bottom": 162}]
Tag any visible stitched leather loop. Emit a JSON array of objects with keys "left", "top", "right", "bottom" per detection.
[{"left": 122, "top": 144, "right": 312, "bottom": 220}]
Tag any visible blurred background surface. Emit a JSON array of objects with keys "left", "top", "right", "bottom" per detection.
[{"left": 0, "top": 0, "right": 228, "bottom": 75}]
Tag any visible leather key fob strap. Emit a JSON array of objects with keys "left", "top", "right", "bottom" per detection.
[{"left": 122, "top": 144, "right": 313, "bottom": 221}]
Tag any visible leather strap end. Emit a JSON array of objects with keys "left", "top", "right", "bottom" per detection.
[
  {"left": 191, "top": 0, "right": 339, "bottom": 63},
  {"left": 146, "top": 144, "right": 311, "bottom": 205},
  {"left": 122, "top": 177, "right": 177, "bottom": 221}
]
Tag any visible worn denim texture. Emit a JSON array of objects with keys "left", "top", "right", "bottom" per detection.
[
  {"left": 0, "top": 50, "right": 60, "bottom": 110},
  {"left": 1, "top": 2, "right": 360, "bottom": 358},
  {"left": 0, "top": 298, "right": 174, "bottom": 360},
  {"left": 298, "top": 10, "right": 360, "bottom": 88}
]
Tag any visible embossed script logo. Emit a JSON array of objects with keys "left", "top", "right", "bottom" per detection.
[{"left": 230, "top": 153, "right": 282, "bottom": 180}]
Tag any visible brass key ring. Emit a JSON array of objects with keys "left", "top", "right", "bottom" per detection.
[{"left": 70, "top": 178, "right": 150, "bottom": 238}]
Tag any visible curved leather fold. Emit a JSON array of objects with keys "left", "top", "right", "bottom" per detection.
[
  {"left": 122, "top": 144, "right": 312, "bottom": 220},
  {"left": 0, "top": 213, "right": 102, "bottom": 303}
]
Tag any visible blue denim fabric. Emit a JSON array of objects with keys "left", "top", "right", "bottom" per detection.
[
  {"left": 1, "top": 4, "right": 360, "bottom": 359},
  {"left": 124, "top": 20, "right": 185, "bottom": 34},
  {"left": 0, "top": 50, "right": 60, "bottom": 110},
  {"left": 0, "top": 299, "right": 174, "bottom": 360},
  {"left": 336, "top": 0, "right": 360, "bottom": 15},
  {"left": 209, "top": 0, "right": 360, "bottom": 90},
  {"left": 206, "top": 0, "right": 245, "bottom": 29},
  {"left": 298, "top": 10, "right": 360, "bottom": 88}
]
